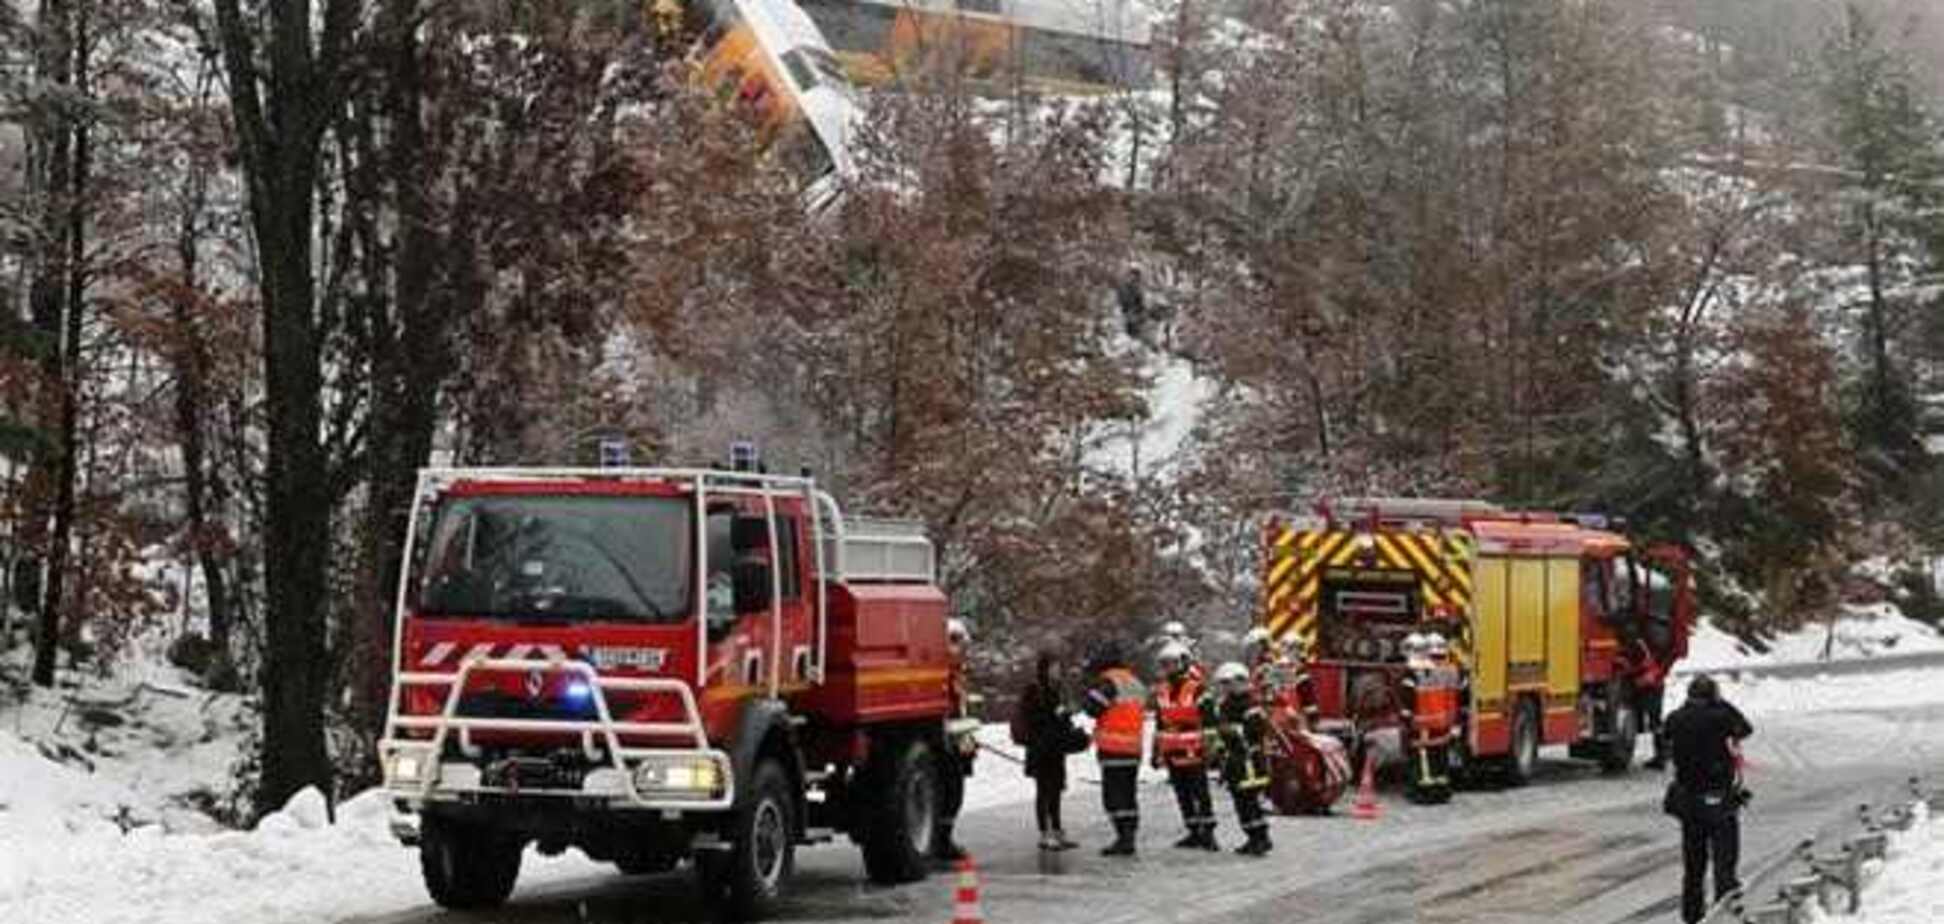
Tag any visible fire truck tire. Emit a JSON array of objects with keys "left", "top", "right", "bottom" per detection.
[
  {"left": 861, "top": 738, "right": 938, "bottom": 885},
  {"left": 697, "top": 759, "right": 796, "bottom": 919},
  {"left": 419, "top": 817, "right": 523, "bottom": 910},
  {"left": 1503, "top": 697, "right": 1540, "bottom": 787},
  {"left": 1599, "top": 681, "right": 1638, "bottom": 774}
]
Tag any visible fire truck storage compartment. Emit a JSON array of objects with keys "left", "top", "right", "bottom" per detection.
[
  {"left": 1318, "top": 567, "right": 1418, "bottom": 660},
  {"left": 1473, "top": 554, "right": 1582, "bottom": 744},
  {"left": 798, "top": 582, "right": 952, "bottom": 724}
]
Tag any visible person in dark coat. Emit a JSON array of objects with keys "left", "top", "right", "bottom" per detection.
[
  {"left": 1204, "top": 661, "right": 1274, "bottom": 856},
  {"left": 1020, "top": 649, "right": 1082, "bottom": 851},
  {"left": 1664, "top": 675, "right": 1754, "bottom": 924}
]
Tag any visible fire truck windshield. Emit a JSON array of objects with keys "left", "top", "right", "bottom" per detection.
[{"left": 416, "top": 495, "right": 692, "bottom": 623}]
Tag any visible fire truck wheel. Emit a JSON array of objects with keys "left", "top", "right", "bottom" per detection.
[
  {"left": 1599, "top": 681, "right": 1638, "bottom": 774},
  {"left": 1504, "top": 697, "right": 1540, "bottom": 787},
  {"left": 861, "top": 738, "right": 938, "bottom": 885},
  {"left": 419, "top": 816, "right": 523, "bottom": 910},
  {"left": 698, "top": 758, "right": 796, "bottom": 920}
]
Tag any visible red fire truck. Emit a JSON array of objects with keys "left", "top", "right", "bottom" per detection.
[
  {"left": 379, "top": 462, "right": 970, "bottom": 917},
  {"left": 1259, "top": 498, "right": 1693, "bottom": 804}
]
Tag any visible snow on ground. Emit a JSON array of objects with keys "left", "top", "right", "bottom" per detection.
[
  {"left": 1088, "top": 344, "right": 1218, "bottom": 481},
  {"left": 1849, "top": 801, "right": 1944, "bottom": 924},
  {"left": 964, "top": 719, "right": 1181, "bottom": 815},
  {"left": 1681, "top": 608, "right": 1944, "bottom": 673},
  {"left": 2, "top": 659, "right": 251, "bottom": 828},
  {"left": 1664, "top": 666, "right": 1944, "bottom": 719},
  {"left": 0, "top": 736, "right": 607, "bottom": 924}
]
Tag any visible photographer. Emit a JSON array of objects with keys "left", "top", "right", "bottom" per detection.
[{"left": 1663, "top": 675, "right": 1754, "bottom": 924}]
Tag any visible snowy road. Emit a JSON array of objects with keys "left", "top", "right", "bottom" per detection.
[{"left": 349, "top": 698, "right": 1944, "bottom": 924}]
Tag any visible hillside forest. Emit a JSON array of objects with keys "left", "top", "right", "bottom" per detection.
[{"left": 1, "top": 0, "right": 1943, "bottom": 816}]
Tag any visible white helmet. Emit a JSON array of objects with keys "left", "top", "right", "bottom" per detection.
[
  {"left": 1213, "top": 661, "right": 1250, "bottom": 692},
  {"left": 1156, "top": 640, "right": 1192, "bottom": 674},
  {"left": 1424, "top": 632, "right": 1450, "bottom": 659},
  {"left": 1401, "top": 632, "right": 1429, "bottom": 662},
  {"left": 1242, "top": 626, "right": 1271, "bottom": 657},
  {"left": 1160, "top": 620, "right": 1189, "bottom": 641},
  {"left": 947, "top": 618, "right": 970, "bottom": 646}
]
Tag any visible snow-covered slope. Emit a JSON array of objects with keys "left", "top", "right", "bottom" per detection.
[
  {"left": 1090, "top": 343, "right": 1218, "bottom": 481},
  {"left": 1681, "top": 607, "right": 1944, "bottom": 672},
  {"left": 0, "top": 745, "right": 608, "bottom": 924}
]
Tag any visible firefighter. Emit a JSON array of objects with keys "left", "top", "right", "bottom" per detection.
[
  {"left": 1204, "top": 661, "right": 1273, "bottom": 856},
  {"left": 1084, "top": 642, "right": 1147, "bottom": 856},
  {"left": 935, "top": 618, "right": 976, "bottom": 862},
  {"left": 1154, "top": 620, "right": 1206, "bottom": 683},
  {"left": 1151, "top": 641, "right": 1217, "bottom": 850},
  {"left": 1635, "top": 636, "right": 1671, "bottom": 770},
  {"left": 1664, "top": 675, "right": 1754, "bottom": 924},
  {"left": 1398, "top": 633, "right": 1458, "bottom": 803}
]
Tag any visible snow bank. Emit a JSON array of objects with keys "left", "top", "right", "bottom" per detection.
[
  {"left": 1665, "top": 666, "right": 1944, "bottom": 718},
  {"left": 0, "top": 734, "right": 607, "bottom": 924},
  {"left": 1681, "top": 609, "right": 1944, "bottom": 672},
  {"left": 1850, "top": 801, "right": 1944, "bottom": 923}
]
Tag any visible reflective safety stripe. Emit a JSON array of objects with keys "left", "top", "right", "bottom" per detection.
[
  {"left": 1095, "top": 668, "right": 1148, "bottom": 757},
  {"left": 1099, "top": 757, "right": 1141, "bottom": 769}
]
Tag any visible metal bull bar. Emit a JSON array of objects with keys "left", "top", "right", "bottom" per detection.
[{"left": 380, "top": 655, "right": 734, "bottom": 811}]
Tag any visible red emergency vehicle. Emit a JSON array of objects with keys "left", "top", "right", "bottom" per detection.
[
  {"left": 1259, "top": 498, "right": 1693, "bottom": 803},
  {"left": 379, "top": 462, "right": 968, "bottom": 917}
]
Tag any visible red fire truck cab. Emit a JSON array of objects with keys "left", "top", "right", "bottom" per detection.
[{"left": 379, "top": 465, "right": 967, "bottom": 917}]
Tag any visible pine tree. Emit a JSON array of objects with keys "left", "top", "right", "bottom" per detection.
[{"left": 1819, "top": 3, "right": 1942, "bottom": 505}]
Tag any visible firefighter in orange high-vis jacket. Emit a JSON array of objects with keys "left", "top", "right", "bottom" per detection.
[
  {"left": 1084, "top": 642, "right": 1147, "bottom": 856},
  {"left": 1151, "top": 641, "right": 1217, "bottom": 850}
]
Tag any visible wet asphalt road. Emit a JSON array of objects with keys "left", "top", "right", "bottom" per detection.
[{"left": 351, "top": 694, "right": 1944, "bottom": 924}]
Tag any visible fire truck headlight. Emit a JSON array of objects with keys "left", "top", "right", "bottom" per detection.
[
  {"left": 389, "top": 753, "right": 429, "bottom": 785},
  {"left": 634, "top": 756, "right": 726, "bottom": 799}
]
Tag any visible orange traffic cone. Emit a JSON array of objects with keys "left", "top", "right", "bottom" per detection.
[
  {"left": 951, "top": 855, "right": 984, "bottom": 924},
  {"left": 1350, "top": 751, "right": 1381, "bottom": 821}
]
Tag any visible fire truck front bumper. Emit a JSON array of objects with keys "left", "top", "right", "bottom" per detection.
[{"left": 382, "top": 746, "right": 737, "bottom": 815}]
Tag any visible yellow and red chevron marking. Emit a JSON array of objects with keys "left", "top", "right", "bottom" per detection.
[{"left": 1260, "top": 525, "right": 1478, "bottom": 664}]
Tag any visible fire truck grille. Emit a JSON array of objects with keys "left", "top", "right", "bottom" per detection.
[
  {"left": 456, "top": 691, "right": 600, "bottom": 722},
  {"left": 481, "top": 757, "right": 589, "bottom": 791}
]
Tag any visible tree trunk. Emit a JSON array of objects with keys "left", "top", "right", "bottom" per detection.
[
  {"left": 351, "top": 0, "right": 443, "bottom": 741},
  {"left": 213, "top": 0, "right": 349, "bottom": 816},
  {"left": 28, "top": 0, "right": 76, "bottom": 688},
  {"left": 171, "top": 159, "right": 234, "bottom": 662}
]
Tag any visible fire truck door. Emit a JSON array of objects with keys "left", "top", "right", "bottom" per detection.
[
  {"left": 1543, "top": 558, "right": 1581, "bottom": 740},
  {"left": 1473, "top": 556, "right": 1509, "bottom": 752}
]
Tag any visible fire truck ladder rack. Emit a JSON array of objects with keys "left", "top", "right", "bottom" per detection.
[{"left": 382, "top": 656, "right": 735, "bottom": 811}]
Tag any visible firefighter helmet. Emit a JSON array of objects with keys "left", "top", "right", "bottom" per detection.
[
  {"left": 1156, "top": 640, "right": 1192, "bottom": 675},
  {"left": 947, "top": 618, "right": 971, "bottom": 646},
  {"left": 1242, "top": 626, "right": 1272, "bottom": 660},
  {"left": 1160, "top": 620, "right": 1189, "bottom": 641},
  {"left": 1401, "top": 632, "right": 1429, "bottom": 663},
  {"left": 1213, "top": 661, "right": 1250, "bottom": 693},
  {"left": 1423, "top": 632, "right": 1449, "bottom": 660}
]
